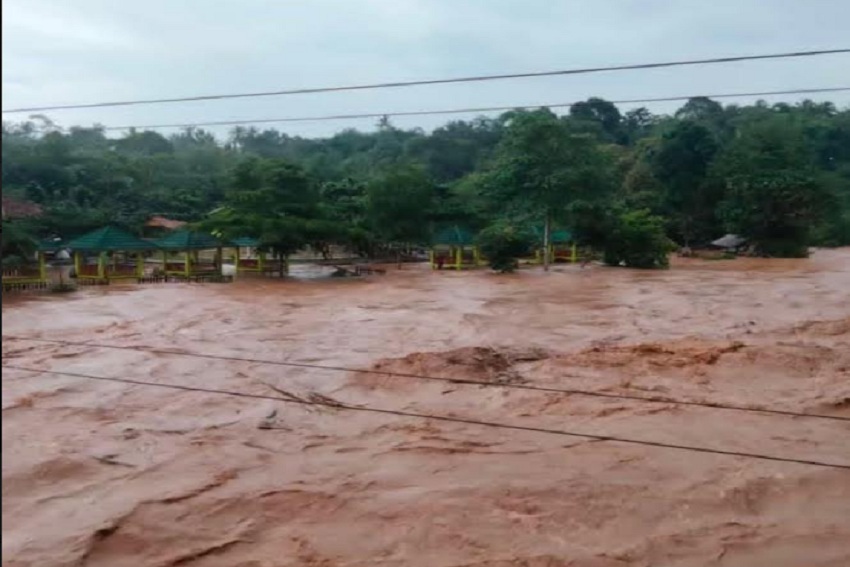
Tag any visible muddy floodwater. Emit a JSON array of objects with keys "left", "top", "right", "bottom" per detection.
[{"left": 3, "top": 250, "right": 850, "bottom": 566}]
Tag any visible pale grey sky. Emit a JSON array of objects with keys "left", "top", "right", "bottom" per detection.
[{"left": 3, "top": 0, "right": 849, "bottom": 138}]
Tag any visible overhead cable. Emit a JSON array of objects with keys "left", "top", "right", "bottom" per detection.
[{"left": 3, "top": 48, "right": 848, "bottom": 114}]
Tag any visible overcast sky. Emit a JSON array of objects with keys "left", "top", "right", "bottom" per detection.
[{"left": 3, "top": 0, "right": 849, "bottom": 139}]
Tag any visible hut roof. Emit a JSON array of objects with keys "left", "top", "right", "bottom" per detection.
[
  {"left": 529, "top": 225, "right": 573, "bottom": 244},
  {"left": 154, "top": 229, "right": 225, "bottom": 250},
  {"left": 145, "top": 215, "right": 187, "bottom": 230},
  {"left": 2, "top": 196, "right": 43, "bottom": 219},
  {"left": 37, "top": 237, "right": 66, "bottom": 252},
  {"left": 231, "top": 236, "right": 260, "bottom": 247},
  {"left": 67, "top": 226, "right": 157, "bottom": 252},
  {"left": 711, "top": 234, "right": 747, "bottom": 249},
  {"left": 433, "top": 225, "right": 475, "bottom": 246}
]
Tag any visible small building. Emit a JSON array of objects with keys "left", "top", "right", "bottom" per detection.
[
  {"left": 430, "top": 226, "right": 483, "bottom": 270},
  {"left": 530, "top": 226, "right": 577, "bottom": 264},
  {"left": 1, "top": 196, "right": 42, "bottom": 220},
  {"left": 67, "top": 226, "right": 158, "bottom": 284},
  {"left": 154, "top": 229, "right": 231, "bottom": 280},
  {"left": 143, "top": 216, "right": 188, "bottom": 238},
  {"left": 710, "top": 234, "right": 747, "bottom": 251},
  {"left": 230, "top": 237, "right": 287, "bottom": 276}
]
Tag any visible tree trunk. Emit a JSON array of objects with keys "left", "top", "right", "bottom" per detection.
[{"left": 543, "top": 213, "right": 552, "bottom": 272}]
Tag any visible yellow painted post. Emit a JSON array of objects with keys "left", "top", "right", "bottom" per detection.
[
  {"left": 429, "top": 248, "right": 435, "bottom": 270},
  {"left": 258, "top": 251, "right": 265, "bottom": 273},
  {"left": 38, "top": 252, "right": 47, "bottom": 282},
  {"left": 74, "top": 251, "right": 82, "bottom": 276},
  {"left": 455, "top": 246, "right": 462, "bottom": 270},
  {"left": 473, "top": 246, "right": 481, "bottom": 266},
  {"left": 97, "top": 253, "right": 106, "bottom": 281},
  {"left": 571, "top": 242, "right": 578, "bottom": 263},
  {"left": 216, "top": 247, "right": 223, "bottom": 276},
  {"left": 184, "top": 251, "right": 191, "bottom": 277},
  {"left": 136, "top": 252, "right": 144, "bottom": 278},
  {"left": 234, "top": 247, "right": 241, "bottom": 276}
]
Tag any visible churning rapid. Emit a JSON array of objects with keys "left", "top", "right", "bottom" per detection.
[{"left": 3, "top": 250, "right": 850, "bottom": 566}]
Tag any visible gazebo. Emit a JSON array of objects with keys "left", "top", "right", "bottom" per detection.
[
  {"left": 430, "top": 225, "right": 483, "bottom": 270},
  {"left": 68, "top": 226, "right": 158, "bottom": 284},
  {"left": 1, "top": 238, "right": 63, "bottom": 291},
  {"left": 530, "top": 226, "right": 577, "bottom": 264},
  {"left": 231, "top": 237, "right": 288, "bottom": 276},
  {"left": 154, "top": 229, "right": 230, "bottom": 280}
]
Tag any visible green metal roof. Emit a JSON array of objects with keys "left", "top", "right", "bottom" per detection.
[
  {"left": 529, "top": 226, "right": 573, "bottom": 244},
  {"left": 67, "top": 226, "right": 157, "bottom": 252},
  {"left": 433, "top": 225, "right": 475, "bottom": 246},
  {"left": 154, "top": 229, "right": 226, "bottom": 250},
  {"left": 230, "top": 236, "right": 260, "bottom": 247}
]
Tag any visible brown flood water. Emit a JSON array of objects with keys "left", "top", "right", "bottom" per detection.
[{"left": 3, "top": 250, "right": 850, "bottom": 566}]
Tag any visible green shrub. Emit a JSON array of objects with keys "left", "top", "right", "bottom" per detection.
[
  {"left": 476, "top": 224, "right": 533, "bottom": 273},
  {"left": 603, "top": 210, "right": 676, "bottom": 269}
]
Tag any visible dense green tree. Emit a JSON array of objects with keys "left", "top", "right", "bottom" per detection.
[
  {"left": 714, "top": 115, "right": 832, "bottom": 256},
  {"left": 603, "top": 209, "right": 676, "bottom": 269},
  {"left": 484, "top": 109, "right": 616, "bottom": 269},
  {"left": 202, "top": 159, "right": 330, "bottom": 268},
  {"left": 3, "top": 96, "right": 850, "bottom": 267},
  {"left": 365, "top": 165, "right": 435, "bottom": 265},
  {"left": 570, "top": 97, "right": 624, "bottom": 143},
  {"left": 476, "top": 223, "right": 534, "bottom": 273},
  {"left": 652, "top": 121, "right": 721, "bottom": 245}
]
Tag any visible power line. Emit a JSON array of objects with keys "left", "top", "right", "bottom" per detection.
[
  {"left": 3, "top": 48, "right": 849, "bottom": 114},
  {"left": 4, "top": 364, "right": 848, "bottom": 471},
  {"left": 6, "top": 336, "right": 849, "bottom": 423},
  {"left": 96, "top": 86, "right": 850, "bottom": 131}
]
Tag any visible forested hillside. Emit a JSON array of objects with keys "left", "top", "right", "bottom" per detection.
[{"left": 3, "top": 96, "right": 849, "bottom": 266}]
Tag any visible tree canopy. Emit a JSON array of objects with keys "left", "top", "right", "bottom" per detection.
[{"left": 4, "top": 95, "right": 850, "bottom": 268}]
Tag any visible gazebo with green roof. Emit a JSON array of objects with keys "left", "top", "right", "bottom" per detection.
[
  {"left": 1, "top": 238, "right": 64, "bottom": 290},
  {"left": 229, "top": 237, "right": 288, "bottom": 276},
  {"left": 68, "top": 226, "right": 158, "bottom": 283},
  {"left": 529, "top": 225, "right": 577, "bottom": 264},
  {"left": 154, "top": 229, "right": 230, "bottom": 279},
  {"left": 430, "top": 225, "right": 484, "bottom": 270}
]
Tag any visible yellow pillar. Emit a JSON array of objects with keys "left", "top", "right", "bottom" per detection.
[
  {"left": 216, "top": 247, "right": 223, "bottom": 276},
  {"left": 97, "top": 253, "right": 106, "bottom": 281},
  {"left": 473, "top": 246, "right": 481, "bottom": 266},
  {"left": 38, "top": 252, "right": 47, "bottom": 281},
  {"left": 184, "top": 251, "right": 191, "bottom": 277},
  {"left": 571, "top": 242, "right": 578, "bottom": 263},
  {"left": 259, "top": 251, "right": 266, "bottom": 273},
  {"left": 235, "top": 247, "right": 241, "bottom": 275},
  {"left": 74, "top": 251, "right": 82, "bottom": 275},
  {"left": 136, "top": 252, "right": 144, "bottom": 278},
  {"left": 455, "top": 246, "right": 462, "bottom": 270}
]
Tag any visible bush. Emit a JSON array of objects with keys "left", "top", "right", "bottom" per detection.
[
  {"left": 476, "top": 224, "right": 533, "bottom": 273},
  {"left": 603, "top": 210, "right": 676, "bottom": 269}
]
